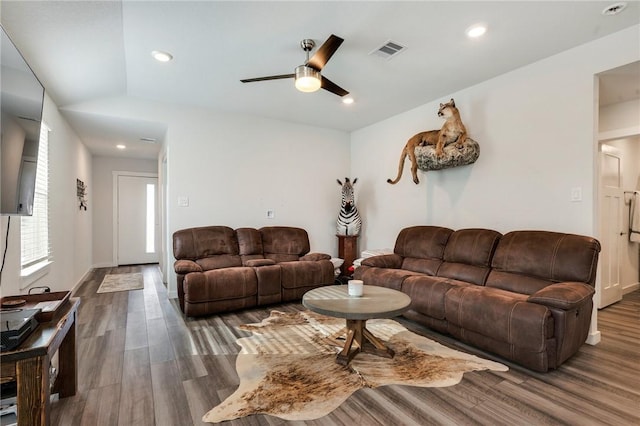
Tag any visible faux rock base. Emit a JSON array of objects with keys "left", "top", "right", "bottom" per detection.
[{"left": 415, "top": 138, "right": 480, "bottom": 171}]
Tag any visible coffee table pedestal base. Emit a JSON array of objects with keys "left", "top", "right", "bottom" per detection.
[{"left": 333, "top": 319, "right": 394, "bottom": 366}]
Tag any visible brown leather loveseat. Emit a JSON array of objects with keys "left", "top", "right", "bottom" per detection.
[
  {"left": 173, "top": 226, "right": 334, "bottom": 317},
  {"left": 354, "top": 226, "right": 601, "bottom": 372}
]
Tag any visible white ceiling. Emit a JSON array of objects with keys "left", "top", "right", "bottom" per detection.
[{"left": 1, "top": 1, "right": 639, "bottom": 160}]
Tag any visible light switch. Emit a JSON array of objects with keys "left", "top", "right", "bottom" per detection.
[
  {"left": 178, "top": 196, "right": 189, "bottom": 207},
  {"left": 266, "top": 209, "right": 275, "bottom": 219}
]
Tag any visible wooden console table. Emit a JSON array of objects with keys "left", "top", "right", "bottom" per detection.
[{"left": 0, "top": 298, "right": 80, "bottom": 426}]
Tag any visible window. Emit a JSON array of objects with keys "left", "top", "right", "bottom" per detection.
[
  {"left": 21, "top": 124, "right": 50, "bottom": 270},
  {"left": 146, "top": 183, "right": 155, "bottom": 253}
]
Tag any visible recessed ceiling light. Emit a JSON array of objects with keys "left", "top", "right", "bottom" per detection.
[
  {"left": 116, "top": 144, "right": 126, "bottom": 150},
  {"left": 466, "top": 24, "right": 487, "bottom": 39},
  {"left": 151, "top": 50, "right": 173, "bottom": 62},
  {"left": 342, "top": 96, "right": 354, "bottom": 105},
  {"left": 602, "top": 2, "right": 627, "bottom": 15}
]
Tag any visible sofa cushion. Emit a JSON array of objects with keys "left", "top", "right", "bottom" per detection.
[
  {"left": 174, "top": 259, "right": 202, "bottom": 274},
  {"left": 279, "top": 260, "right": 334, "bottom": 289},
  {"left": 394, "top": 226, "right": 453, "bottom": 260},
  {"left": 437, "top": 228, "right": 501, "bottom": 285},
  {"left": 196, "top": 255, "right": 242, "bottom": 270},
  {"left": 261, "top": 226, "right": 311, "bottom": 259},
  {"left": 244, "top": 259, "right": 276, "bottom": 267},
  {"left": 301, "top": 253, "right": 331, "bottom": 261},
  {"left": 173, "top": 226, "right": 239, "bottom": 260},
  {"left": 360, "top": 254, "right": 404, "bottom": 269},
  {"left": 183, "top": 268, "right": 257, "bottom": 303},
  {"left": 528, "top": 282, "right": 595, "bottom": 310},
  {"left": 445, "top": 286, "right": 553, "bottom": 352},
  {"left": 483, "top": 270, "right": 553, "bottom": 295},
  {"left": 402, "top": 275, "right": 470, "bottom": 320},
  {"left": 355, "top": 266, "right": 422, "bottom": 291},
  {"left": 401, "top": 257, "right": 443, "bottom": 275},
  {"left": 236, "top": 227, "right": 263, "bottom": 255},
  {"left": 488, "top": 231, "right": 601, "bottom": 292}
]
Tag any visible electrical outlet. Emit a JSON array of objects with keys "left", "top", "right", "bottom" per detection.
[
  {"left": 266, "top": 209, "right": 275, "bottom": 219},
  {"left": 177, "top": 196, "right": 189, "bottom": 207},
  {"left": 570, "top": 187, "right": 582, "bottom": 202}
]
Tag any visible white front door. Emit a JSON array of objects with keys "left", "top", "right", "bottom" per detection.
[
  {"left": 598, "top": 145, "right": 623, "bottom": 308},
  {"left": 117, "top": 174, "right": 159, "bottom": 265}
]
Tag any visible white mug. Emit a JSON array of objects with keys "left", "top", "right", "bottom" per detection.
[{"left": 348, "top": 279, "right": 364, "bottom": 297}]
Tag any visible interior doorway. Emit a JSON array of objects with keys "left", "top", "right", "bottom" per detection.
[{"left": 596, "top": 61, "right": 640, "bottom": 309}]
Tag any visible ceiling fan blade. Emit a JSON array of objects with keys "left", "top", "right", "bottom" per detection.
[
  {"left": 321, "top": 76, "right": 349, "bottom": 97},
  {"left": 307, "top": 34, "right": 344, "bottom": 71},
  {"left": 240, "top": 73, "right": 294, "bottom": 83}
]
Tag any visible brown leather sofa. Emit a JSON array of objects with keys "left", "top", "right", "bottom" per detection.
[
  {"left": 173, "top": 226, "right": 334, "bottom": 317},
  {"left": 354, "top": 226, "right": 601, "bottom": 372}
]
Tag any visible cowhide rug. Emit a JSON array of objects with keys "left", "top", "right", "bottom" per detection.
[
  {"left": 203, "top": 310, "right": 507, "bottom": 423},
  {"left": 202, "top": 311, "right": 508, "bottom": 423}
]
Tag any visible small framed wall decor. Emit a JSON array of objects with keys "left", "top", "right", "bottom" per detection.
[{"left": 77, "top": 178, "right": 87, "bottom": 210}]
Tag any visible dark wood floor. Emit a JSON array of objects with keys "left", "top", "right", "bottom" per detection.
[{"left": 50, "top": 264, "right": 640, "bottom": 425}]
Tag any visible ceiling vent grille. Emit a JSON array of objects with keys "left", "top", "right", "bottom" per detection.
[{"left": 369, "top": 40, "right": 406, "bottom": 60}]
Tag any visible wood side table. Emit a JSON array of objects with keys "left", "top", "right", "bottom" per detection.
[
  {"left": 0, "top": 298, "right": 80, "bottom": 426},
  {"left": 337, "top": 234, "right": 359, "bottom": 277}
]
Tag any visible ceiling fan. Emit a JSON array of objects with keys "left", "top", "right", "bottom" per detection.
[{"left": 240, "top": 34, "right": 349, "bottom": 97}]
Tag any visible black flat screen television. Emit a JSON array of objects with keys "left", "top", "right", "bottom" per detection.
[{"left": 1, "top": 25, "right": 45, "bottom": 216}]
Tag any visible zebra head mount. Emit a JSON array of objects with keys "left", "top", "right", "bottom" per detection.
[
  {"left": 337, "top": 177, "right": 358, "bottom": 212},
  {"left": 336, "top": 177, "right": 362, "bottom": 237}
]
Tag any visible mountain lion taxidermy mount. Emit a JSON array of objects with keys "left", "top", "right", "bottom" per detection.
[{"left": 387, "top": 99, "right": 468, "bottom": 185}]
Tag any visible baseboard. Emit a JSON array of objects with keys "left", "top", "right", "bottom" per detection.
[
  {"left": 586, "top": 330, "right": 601, "bottom": 345},
  {"left": 92, "top": 262, "right": 116, "bottom": 268},
  {"left": 622, "top": 282, "right": 639, "bottom": 295},
  {"left": 71, "top": 268, "right": 94, "bottom": 295}
]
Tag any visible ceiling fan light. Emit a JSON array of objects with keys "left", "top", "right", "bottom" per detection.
[{"left": 295, "top": 65, "right": 321, "bottom": 92}]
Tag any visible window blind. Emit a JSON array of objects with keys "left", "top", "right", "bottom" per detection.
[{"left": 21, "top": 124, "right": 50, "bottom": 268}]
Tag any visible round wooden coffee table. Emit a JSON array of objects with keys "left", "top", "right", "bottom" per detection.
[{"left": 302, "top": 285, "right": 411, "bottom": 365}]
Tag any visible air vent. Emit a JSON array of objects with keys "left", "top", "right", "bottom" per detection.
[
  {"left": 602, "top": 2, "right": 627, "bottom": 15},
  {"left": 369, "top": 40, "right": 406, "bottom": 60},
  {"left": 140, "top": 137, "right": 157, "bottom": 143}
]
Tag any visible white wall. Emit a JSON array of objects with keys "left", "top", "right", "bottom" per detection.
[
  {"left": 164, "top": 108, "right": 350, "bottom": 296},
  {"left": 0, "top": 93, "right": 93, "bottom": 295},
  {"left": 351, "top": 26, "right": 640, "bottom": 253},
  {"left": 599, "top": 98, "right": 640, "bottom": 133},
  {"left": 59, "top": 98, "right": 351, "bottom": 297},
  {"left": 91, "top": 156, "right": 158, "bottom": 267}
]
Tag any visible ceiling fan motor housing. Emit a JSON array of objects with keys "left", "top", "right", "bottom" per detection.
[{"left": 295, "top": 65, "right": 321, "bottom": 92}]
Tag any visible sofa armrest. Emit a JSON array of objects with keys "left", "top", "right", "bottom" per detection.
[
  {"left": 361, "top": 254, "right": 404, "bottom": 269},
  {"left": 527, "top": 282, "right": 595, "bottom": 310},
  {"left": 301, "top": 252, "right": 331, "bottom": 261},
  {"left": 174, "top": 259, "right": 202, "bottom": 274},
  {"left": 244, "top": 259, "right": 276, "bottom": 267}
]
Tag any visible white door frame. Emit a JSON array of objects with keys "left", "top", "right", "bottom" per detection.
[
  {"left": 591, "top": 72, "right": 640, "bottom": 345},
  {"left": 112, "top": 171, "right": 159, "bottom": 266}
]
